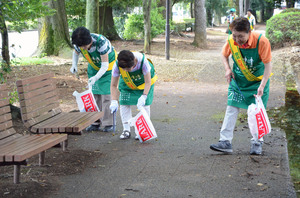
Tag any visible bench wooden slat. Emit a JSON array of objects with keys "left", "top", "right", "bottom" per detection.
[
  {"left": 0, "top": 128, "right": 17, "bottom": 140},
  {"left": 27, "top": 108, "right": 62, "bottom": 131},
  {"left": 3, "top": 134, "right": 67, "bottom": 162},
  {"left": 16, "top": 78, "right": 54, "bottom": 93},
  {"left": 13, "top": 134, "right": 67, "bottom": 161},
  {"left": 16, "top": 73, "right": 54, "bottom": 86},
  {"left": 31, "top": 113, "right": 67, "bottom": 133},
  {"left": 19, "top": 90, "right": 57, "bottom": 107},
  {"left": 0, "top": 121, "right": 13, "bottom": 132},
  {"left": 0, "top": 98, "right": 9, "bottom": 107},
  {"left": 0, "top": 90, "right": 9, "bottom": 98},
  {"left": 0, "top": 84, "right": 7, "bottom": 92},
  {"left": 0, "top": 105, "right": 10, "bottom": 115},
  {"left": 20, "top": 95, "right": 59, "bottom": 114},
  {"left": 65, "top": 112, "right": 104, "bottom": 132},
  {"left": 0, "top": 133, "right": 22, "bottom": 146},
  {"left": 21, "top": 103, "right": 60, "bottom": 121},
  {"left": 0, "top": 113, "right": 12, "bottom": 126},
  {"left": 17, "top": 84, "right": 57, "bottom": 101}
]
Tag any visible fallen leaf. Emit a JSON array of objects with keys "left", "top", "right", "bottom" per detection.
[{"left": 257, "top": 183, "right": 264, "bottom": 186}]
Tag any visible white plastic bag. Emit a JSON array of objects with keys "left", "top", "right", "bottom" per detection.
[
  {"left": 73, "top": 89, "right": 99, "bottom": 112},
  {"left": 131, "top": 107, "right": 157, "bottom": 143},
  {"left": 247, "top": 96, "right": 271, "bottom": 141}
]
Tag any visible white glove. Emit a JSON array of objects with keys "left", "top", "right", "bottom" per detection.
[
  {"left": 137, "top": 94, "right": 147, "bottom": 110},
  {"left": 70, "top": 51, "right": 79, "bottom": 74},
  {"left": 88, "top": 62, "right": 109, "bottom": 87},
  {"left": 110, "top": 100, "right": 118, "bottom": 113}
]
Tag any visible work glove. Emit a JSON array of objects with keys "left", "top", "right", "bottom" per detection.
[
  {"left": 88, "top": 62, "right": 109, "bottom": 87},
  {"left": 110, "top": 100, "right": 119, "bottom": 113},
  {"left": 137, "top": 94, "right": 147, "bottom": 110},
  {"left": 70, "top": 51, "right": 79, "bottom": 74}
]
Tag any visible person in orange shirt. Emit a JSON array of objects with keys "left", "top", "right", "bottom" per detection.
[{"left": 210, "top": 17, "right": 272, "bottom": 155}]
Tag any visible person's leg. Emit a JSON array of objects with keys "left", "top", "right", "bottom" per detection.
[
  {"left": 219, "top": 105, "right": 240, "bottom": 143},
  {"left": 85, "top": 94, "right": 101, "bottom": 131},
  {"left": 120, "top": 105, "right": 132, "bottom": 139},
  {"left": 210, "top": 106, "right": 239, "bottom": 153},
  {"left": 100, "top": 94, "right": 114, "bottom": 132}
]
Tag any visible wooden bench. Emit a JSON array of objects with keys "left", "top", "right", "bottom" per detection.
[
  {"left": 16, "top": 73, "right": 104, "bottom": 134},
  {"left": 0, "top": 84, "right": 68, "bottom": 184}
]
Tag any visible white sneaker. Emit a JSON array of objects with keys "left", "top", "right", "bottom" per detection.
[
  {"left": 135, "top": 135, "right": 139, "bottom": 140},
  {"left": 120, "top": 130, "right": 131, "bottom": 139}
]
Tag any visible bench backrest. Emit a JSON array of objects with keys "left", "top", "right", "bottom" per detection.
[
  {"left": 16, "top": 73, "right": 62, "bottom": 128},
  {"left": 0, "top": 84, "right": 17, "bottom": 140}
]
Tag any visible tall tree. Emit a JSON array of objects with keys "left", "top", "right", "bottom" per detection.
[
  {"left": 192, "top": 0, "right": 207, "bottom": 48},
  {"left": 37, "top": 0, "right": 72, "bottom": 56},
  {"left": 239, "top": 0, "right": 244, "bottom": 16},
  {"left": 143, "top": 0, "right": 152, "bottom": 53},
  {"left": 86, "top": 0, "right": 99, "bottom": 33},
  {"left": 99, "top": 4, "right": 121, "bottom": 40}
]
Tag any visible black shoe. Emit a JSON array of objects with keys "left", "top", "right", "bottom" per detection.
[
  {"left": 102, "top": 125, "right": 113, "bottom": 132},
  {"left": 86, "top": 125, "right": 100, "bottom": 132}
]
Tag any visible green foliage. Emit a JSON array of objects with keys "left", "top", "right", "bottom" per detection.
[
  {"left": 9, "top": 88, "right": 18, "bottom": 104},
  {"left": 2, "top": 0, "right": 55, "bottom": 32},
  {"left": 65, "top": 0, "right": 86, "bottom": 31},
  {"left": 123, "top": 7, "right": 165, "bottom": 40},
  {"left": 280, "top": 8, "right": 300, "bottom": 14},
  {"left": 266, "top": 10, "right": 300, "bottom": 48}
]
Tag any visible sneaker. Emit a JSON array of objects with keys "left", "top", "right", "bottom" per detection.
[
  {"left": 102, "top": 125, "right": 113, "bottom": 132},
  {"left": 135, "top": 135, "right": 139, "bottom": 140},
  {"left": 250, "top": 141, "right": 263, "bottom": 155},
  {"left": 210, "top": 140, "right": 233, "bottom": 153},
  {"left": 86, "top": 125, "right": 100, "bottom": 132},
  {"left": 120, "top": 130, "right": 131, "bottom": 139}
]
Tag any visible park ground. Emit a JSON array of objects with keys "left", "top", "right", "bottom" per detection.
[{"left": 0, "top": 25, "right": 299, "bottom": 197}]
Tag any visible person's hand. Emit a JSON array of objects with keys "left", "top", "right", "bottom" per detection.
[
  {"left": 225, "top": 68, "right": 234, "bottom": 83},
  {"left": 88, "top": 76, "right": 99, "bottom": 87},
  {"left": 255, "top": 85, "right": 265, "bottom": 97},
  {"left": 110, "top": 100, "right": 118, "bottom": 113},
  {"left": 137, "top": 95, "right": 147, "bottom": 110},
  {"left": 70, "top": 64, "right": 78, "bottom": 74}
]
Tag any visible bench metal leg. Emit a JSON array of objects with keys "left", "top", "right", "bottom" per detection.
[
  {"left": 39, "top": 151, "right": 45, "bottom": 166},
  {"left": 14, "top": 165, "right": 21, "bottom": 184},
  {"left": 62, "top": 140, "right": 67, "bottom": 151}
]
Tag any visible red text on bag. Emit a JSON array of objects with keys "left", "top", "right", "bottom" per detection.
[
  {"left": 81, "top": 93, "right": 97, "bottom": 112},
  {"left": 255, "top": 109, "right": 269, "bottom": 139},
  {"left": 135, "top": 115, "right": 154, "bottom": 141}
]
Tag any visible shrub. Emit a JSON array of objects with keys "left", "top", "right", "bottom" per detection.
[
  {"left": 266, "top": 9, "right": 300, "bottom": 48},
  {"left": 123, "top": 8, "right": 165, "bottom": 40}
]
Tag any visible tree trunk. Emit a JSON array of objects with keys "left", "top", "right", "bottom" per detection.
[
  {"left": 86, "top": 0, "right": 99, "bottom": 33},
  {"left": 239, "top": 0, "right": 244, "bottom": 16},
  {"left": 143, "top": 0, "right": 152, "bottom": 54},
  {"left": 37, "top": 0, "right": 72, "bottom": 56},
  {"left": 0, "top": 8, "right": 10, "bottom": 66},
  {"left": 99, "top": 5, "right": 121, "bottom": 40},
  {"left": 260, "top": 0, "right": 265, "bottom": 22},
  {"left": 190, "top": 2, "right": 194, "bottom": 18},
  {"left": 158, "top": 0, "right": 167, "bottom": 19},
  {"left": 245, "top": 0, "right": 250, "bottom": 10},
  {"left": 192, "top": 0, "right": 207, "bottom": 48}
]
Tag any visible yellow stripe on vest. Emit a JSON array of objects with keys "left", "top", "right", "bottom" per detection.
[
  {"left": 119, "top": 58, "right": 157, "bottom": 90},
  {"left": 80, "top": 49, "right": 116, "bottom": 71},
  {"left": 228, "top": 36, "right": 272, "bottom": 81}
]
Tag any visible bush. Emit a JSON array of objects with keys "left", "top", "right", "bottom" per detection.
[
  {"left": 266, "top": 9, "right": 300, "bottom": 48},
  {"left": 123, "top": 8, "right": 165, "bottom": 40}
]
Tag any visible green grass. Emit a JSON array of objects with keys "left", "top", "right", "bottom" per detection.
[{"left": 11, "top": 57, "right": 54, "bottom": 66}]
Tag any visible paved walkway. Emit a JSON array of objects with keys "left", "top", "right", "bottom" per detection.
[{"left": 50, "top": 83, "right": 295, "bottom": 198}]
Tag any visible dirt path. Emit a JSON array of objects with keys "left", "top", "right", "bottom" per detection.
[{"left": 0, "top": 27, "right": 296, "bottom": 198}]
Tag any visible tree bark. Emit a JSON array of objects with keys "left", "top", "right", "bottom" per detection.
[
  {"left": 0, "top": 7, "right": 10, "bottom": 66},
  {"left": 86, "top": 0, "right": 99, "bottom": 33},
  {"left": 37, "top": 0, "right": 71, "bottom": 56},
  {"left": 239, "top": 0, "right": 244, "bottom": 16},
  {"left": 192, "top": 0, "right": 207, "bottom": 48},
  {"left": 260, "top": 0, "right": 265, "bottom": 22},
  {"left": 143, "top": 0, "right": 152, "bottom": 54},
  {"left": 99, "top": 5, "right": 121, "bottom": 40}
]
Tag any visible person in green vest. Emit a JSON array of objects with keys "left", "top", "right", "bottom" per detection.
[
  {"left": 245, "top": 8, "right": 256, "bottom": 31},
  {"left": 210, "top": 17, "right": 273, "bottom": 155},
  {"left": 109, "top": 50, "right": 157, "bottom": 140},
  {"left": 70, "top": 27, "right": 117, "bottom": 132},
  {"left": 227, "top": 8, "right": 237, "bottom": 35}
]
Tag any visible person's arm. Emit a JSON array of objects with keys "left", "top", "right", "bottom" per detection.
[
  {"left": 143, "top": 72, "right": 151, "bottom": 95},
  {"left": 256, "top": 62, "right": 272, "bottom": 97},
  {"left": 88, "top": 53, "right": 109, "bottom": 87},
  {"left": 110, "top": 75, "right": 119, "bottom": 100},
  {"left": 70, "top": 50, "right": 80, "bottom": 74},
  {"left": 221, "top": 54, "right": 234, "bottom": 83}
]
